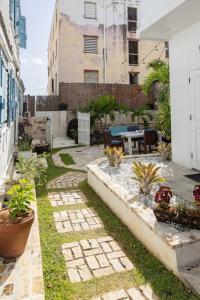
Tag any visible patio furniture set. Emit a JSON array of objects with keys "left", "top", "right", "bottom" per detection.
[{"left": 103, "top": 126, "right": 161, "bottom": 155}]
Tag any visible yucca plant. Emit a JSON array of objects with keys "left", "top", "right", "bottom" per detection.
[
  {"left": 132, "top": 162, "right": 166, "bottom": 195},
  {"left": 157, "top": 142, "right": 172, "bottom": 161}
]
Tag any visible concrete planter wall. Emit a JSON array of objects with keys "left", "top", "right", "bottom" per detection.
[{"left": 87, "top": 158, "right": 200, "bottom": 279}]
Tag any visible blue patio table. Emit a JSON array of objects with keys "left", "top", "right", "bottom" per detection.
[{"left": 121, "top": 131, "right": 144, "bottom": 155}]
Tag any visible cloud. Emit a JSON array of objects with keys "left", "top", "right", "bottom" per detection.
[
  {"left": 21, "top": 58, "right": 28, "bottom": 64},
  {"left": 30, "top": 57, "right": 44, "bottom": 65}
]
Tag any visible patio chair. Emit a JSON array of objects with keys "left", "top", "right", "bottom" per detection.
[
  {"left": 127, "top": 125, "right": 140, "bottom": 148},
  {"left": 102, "top": 130, "right": 124, "bottom": 151},
  {"left": 127, "top": 125, "right": 139, "bottom": 132},
  {"left": 138, "top": 129, "right": 158, "bottom": 154}
]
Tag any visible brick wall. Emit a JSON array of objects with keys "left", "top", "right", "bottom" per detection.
[{"left": 59, "top": 83, "right": 150, "bottom": 111}]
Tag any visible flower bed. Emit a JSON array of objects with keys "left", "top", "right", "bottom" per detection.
[{"left": 87, "top": 155, "right": 200, "bottom": 286}]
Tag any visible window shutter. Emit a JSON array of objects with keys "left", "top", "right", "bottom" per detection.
[
  {"left": 84, "top": 71, "right": 99, "bottom": 83},
  {"left": 84, "top": 2, "right": 97, "bottom": 19},
  {"left": 84, "top": 36, "right": 98, "bottom": 53},
  {"left": 19, "top": 15, "right": 27, "bottom": 49}
]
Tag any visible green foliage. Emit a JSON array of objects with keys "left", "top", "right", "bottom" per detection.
[
  {"left": 18, "top": 139, "right": 32, "bottom": 151},
  {"left": 16, "top": 155, "right": 47, "bottom": 188},
  {"left": 80, "top": 94, "right": 128, "bottom": 130},
  {"left": 143, "top": 59, "right": 171, "bottom": 140},
  {"left": 143, "top": 59, "right": 170, "bottom": 103},
  {"left": 60, "top": 153, "right": 75, "bottom": 166},
  {"left": 131, "top": 106, "right": 153, "bottom": 128},
  {"left": 7, "top": 179, "right": 34, "bottom": 220},
  {"left": 156, "top": 101, "right": 171, "bottom": 141}
]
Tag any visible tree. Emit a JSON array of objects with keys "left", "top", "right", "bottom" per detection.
[
  {"left": 143, "top": 59, "right": 170, "bottom": 103},
  {"left": 131, "top": 106, "right": 153, "bottom": 129},
  {"left": 80, "top": 95, "right": 127, "bottom": 131},
  {"left": 142, "top": 59, "right": 171, "bottom": 140}
]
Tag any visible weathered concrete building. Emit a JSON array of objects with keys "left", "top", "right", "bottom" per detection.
[
  {"left": 48, "top": 0, "right": 168, "bottom": 95},
  {"left": 0, "top": 0, "right": 26, "bottom": 181}
]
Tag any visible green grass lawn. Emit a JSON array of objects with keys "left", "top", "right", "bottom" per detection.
[
  {"left": 36, "top": 152, "right": 200, "bottom": 300},
  {"left": 60, "top": 153, "right": 75, "bottom": 166}
]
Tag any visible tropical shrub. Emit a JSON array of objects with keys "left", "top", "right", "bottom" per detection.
[
  {"left": 16, "top": 155, "right": 47, "bottom": 188},
  {"left": 131, "top": 106, "right": 153, "bottom": 129},
  {"left": 80, "top": 95, "right": 128, "bottom": 131},
  {"left": 155, "top": 186, "right": 172, "bottom": 209},
  {"left": 132, "top": 162, "right": 166, "bottom": 195},
  {"left": 157, "top": 142, "right": 172, "bottom": 161},
  {"left": 7, "top": 179, "right": 34, "bottom": 220},
  {"left": 105, "top": 147, "right": 125, "bottom": 167}
]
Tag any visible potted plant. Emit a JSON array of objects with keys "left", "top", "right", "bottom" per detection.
[
  {"left": 0, "top": 179, "right": 35, "bottom": 258},
  {"left": 153, "top": 186, "right": 174, "bottom": 222},
  {"left": 157, "top": 142, "right": 172, "bottom": 161}
]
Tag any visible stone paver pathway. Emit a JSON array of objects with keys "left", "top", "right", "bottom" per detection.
[
  {"left": 52, "top": 146, "right": 104, "bottom": 170},
  {"left": 47, "top": 172, "right": 86, "bottom": 189},
  {"left": 93, "top": 285, "right": 159, "bottom": 300},
  {"left": 49, "top": 146, "right": 159, "bottom": 300},
  {"left": 48, "top": 190, "right": 87, "bottom": 206},
  {"left": 62, "top": 236, "right": 134, "bottom": 282},
  {"left": 54, "top": 208, "right": 104, "bottom": 233}
]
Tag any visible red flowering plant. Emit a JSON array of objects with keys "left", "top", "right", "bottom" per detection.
[
  {"left": 155, "top": 186, "right": 172, "bottom": 209},
  {"left": 193, "top": 185, "right": 200, "bottom": 209}
]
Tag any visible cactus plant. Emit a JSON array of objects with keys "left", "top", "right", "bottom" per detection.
[
  {"left": 157, "top": 142, "right": 171, "bottom": 161},
  {"left": 132, "top": 162, "right": 166, "bottom": 195},
  {"left": 155, "top": 186, "right": 172, "bottom": 209}
]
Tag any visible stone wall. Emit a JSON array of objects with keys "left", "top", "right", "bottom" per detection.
[{"left": 22, "top": 117, "right": 47, "bottom": 142}]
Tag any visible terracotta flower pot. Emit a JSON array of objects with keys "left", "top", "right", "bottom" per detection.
[{"left": 0, "top": 209, "right": 35, "bottom": 258}]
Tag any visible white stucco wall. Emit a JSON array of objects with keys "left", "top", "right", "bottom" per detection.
[
  {"left": 169, "top": 21, "right": 200, "bottom": 169},
  {"left": 0, "top": 124, "right": 15, "bottom": 182},
  {"left": 139, "top": 0, "right": 187, "bottom": 32}
]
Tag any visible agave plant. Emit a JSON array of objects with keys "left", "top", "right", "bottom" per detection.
[
  {"left": 132, "top": 162, "right": 166, "bottom": 195},
  {"left": 157, "top": 142, "right": 172, "bottom": 161}
]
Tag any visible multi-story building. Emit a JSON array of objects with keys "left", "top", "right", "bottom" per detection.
[
  {"left": 48, "top": 0, "right": 168, "bottom": 95},
  {"left": 0, "top": 0, "right": 27, "bottom": 180}
]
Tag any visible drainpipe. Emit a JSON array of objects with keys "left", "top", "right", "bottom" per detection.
[{"left": 103, "top": 0, "right": 107, "bottom": 83}]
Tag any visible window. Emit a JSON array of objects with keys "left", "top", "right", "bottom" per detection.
[
  {"left": 84, "top": 2, "right": 97, "bottom": 19},
  {"left": 51, "top": 78, "right": 54, "bottom": 93},
  {"left": 129, "top": 40, "right": 138, "bottom": 65},
  {"left": 84, "top": 70, "right": 99, "bottom": 83},
  {"left": 165, "top": 41, "right": 169, "bottom": 58},
  {"left": 129, "top": 73, "right": 139, "bottom": 85},
  {"left": 84, "top": 36, "right": 98, "bottom": 53},
  {"left": 128, "top": 7, "right": 137, "bottom": 32}
]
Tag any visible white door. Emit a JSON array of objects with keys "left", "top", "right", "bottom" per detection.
[
  {"left": 190, "top": 69, "right": 200, "bottom": 170},
  {"left": 78, "top": 112, "right": 90, "bottom": 146}
]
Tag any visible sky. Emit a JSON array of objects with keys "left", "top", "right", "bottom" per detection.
[{"left": 20, "top": 0, "right": 56, "bottom": 95}]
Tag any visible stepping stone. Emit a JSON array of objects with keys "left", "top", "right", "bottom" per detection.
[
  {"left": 53, "top": 208, "right": 104, "bottom": 233},
  {"left": 93, "top": 285, "right": 159, "bottom": 300},
  {"left": 47, "top": 172, "right": 86, "bottom": 189},
  {"left": 62, "top": 236, "right": 134, "bottom": 282},
  {"left": 48, "top": 190, "right": 87, "bottom": 206}
]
